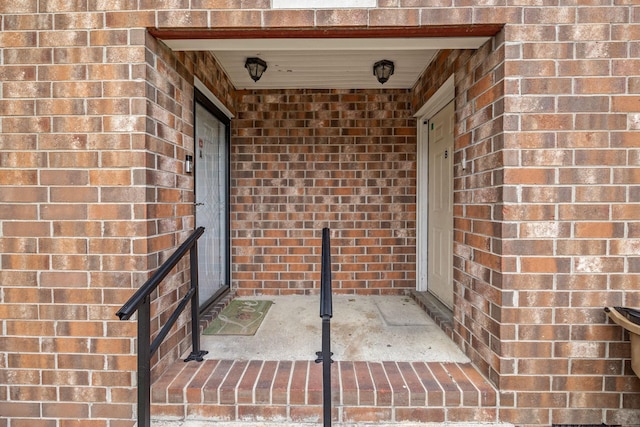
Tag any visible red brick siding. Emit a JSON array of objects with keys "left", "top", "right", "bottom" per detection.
[
  {"left": 1, "top": 21, "right": 148, "bottom": 427},
  {"left": 499, "top": 24, "right": 640, "bottom": 426},
  {"left": 231, "top": 89, "right": 417, "bottom": 295},
  {"left": 413, "top": 41, "right": 507, "bottom": 392},
  {"left": 142, "top": 32, "right": 198, "bottom": 381},
  {"left": 413, "top": 30, "right": 640, "bottom": 426},
  {"left": 189, "top": 50, "right": 236, "bottom": 116},
  {"left": 0, "top": 17, "right": 230, "bottom": 427},
  {"left": 1, "top": 2, "right": 639, "bottom": 427},
  {"left": 141, "top": 41, "right": 237, "bottom": 378}
]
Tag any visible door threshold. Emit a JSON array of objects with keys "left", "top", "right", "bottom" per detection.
[{"left": 409, "top": 290, "right": 454, "bottom": 340}]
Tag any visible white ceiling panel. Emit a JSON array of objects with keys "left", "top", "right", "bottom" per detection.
[
  {"left": 162, "top": 37, "right": 489, "bottom": 90},
  {"left": 213, "top": 49, "right": 437, "bottom": 89}
]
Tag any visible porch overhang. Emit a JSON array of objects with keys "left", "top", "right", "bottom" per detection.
[{"left": 151, "top": 25, "right": 502, "bottom": 90}]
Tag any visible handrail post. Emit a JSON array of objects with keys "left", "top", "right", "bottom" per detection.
[
  {"left": 184, "top": 242, "right": 208, "bottom": 362},
  {"left": 315, "top": 227, "right": 333, "bottom": 427},
  {"left": 138, "top": 295, "right": 151, "bottom": 427}
]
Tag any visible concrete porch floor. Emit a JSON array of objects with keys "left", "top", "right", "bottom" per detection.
[
  {"left": 198, "top": 294, "right": 470, "bottom": 363},
  {"left": 150, "top": 294, "right": 508, "bottom": 425}
]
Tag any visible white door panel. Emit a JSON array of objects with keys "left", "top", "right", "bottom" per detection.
[
  {"left": 195, "top": 102, "right": 228, "bottom": 307},
  {"left": 427, "top": 101, "right": 455, "bottom": 309}
]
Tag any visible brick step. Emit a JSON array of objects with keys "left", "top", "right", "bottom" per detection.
[
  {"left": 154, "top": 422, "right": 514, "bottom": 427},
  {"left": 151, "top": 359, "right": 500, "bottom": 424}
]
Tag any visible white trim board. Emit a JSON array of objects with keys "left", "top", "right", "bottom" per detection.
[
  {"left": 415, "top": 74, "right": 455, "bottom": 293},
  {"left": 165, "top": 38, "right": 489, "bottom": 52},
  {"left": 194, "top": 77, "right": 234, "bottom": 119},
  {"left": 414, "top": 75, "right": 455, "bottom": 120}
]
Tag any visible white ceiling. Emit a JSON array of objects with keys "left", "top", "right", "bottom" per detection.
[{"left": 163, "top": 37, "right": 490, "bottom": 90}]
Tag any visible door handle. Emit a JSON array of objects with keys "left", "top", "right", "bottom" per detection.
[{"left": 194, "top": 202, "right": 204, "bottom": 206}]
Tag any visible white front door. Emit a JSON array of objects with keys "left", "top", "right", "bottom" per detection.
[
  {"left": 194, "top": 98, "right": 229, "bottom": 308},
  {"left": 427, "top": 101, "right": 455, "bottom": 309}
]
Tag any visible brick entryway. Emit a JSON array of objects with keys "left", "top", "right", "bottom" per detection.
[{"left": 151, "top": 358, "right": 499, "bottom": 424}]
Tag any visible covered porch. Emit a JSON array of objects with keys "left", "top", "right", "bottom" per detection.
[{"left": 144, "top": 25, "right": 508, "bottom": 425}]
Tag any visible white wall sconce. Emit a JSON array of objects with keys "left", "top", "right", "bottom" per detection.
[{"left": 185, "top": 155, "right": 193, "bottom": 174}]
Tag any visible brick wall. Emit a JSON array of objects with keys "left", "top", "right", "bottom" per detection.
[
  {"left": 413, "top": 41, "right": 504, "bottom": 397},
  {"left": 142, "top": 31, "right": 196, "bottom": 380},
  {"left": 0, "top": 8, "right": 231, "bottom": 427},
  {"left": 231, "top": 89, "right": 417, "bottom": 295},
  {"left": 142, "top": 41, "right": 238, "bottom": 378},
  {"left": 0, "top": 11, "right": 147, "bottom": 426},
  {"left": 1, "top": 2, "right": 640, "bottom": 427},
  {"left": 413, "top": 28, "right": 640, "bottom": 427},
  {"left": 498, "top": 19, "right": 640, "bottom": 425}
]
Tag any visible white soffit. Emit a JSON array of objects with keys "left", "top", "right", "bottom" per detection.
[
  {"left": 163, "top": 37, "right": 489, "bottom": 90},
  {"left": 165, "top": 37, "right": 489, "bottom": 52}
]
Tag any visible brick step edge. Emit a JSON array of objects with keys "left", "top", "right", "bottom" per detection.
[
  {"left": 152, "top": 420, "right": 515, "bottom": 427},
  {"left": 152, "top": 360, "right": 498, "bottom": 408}
]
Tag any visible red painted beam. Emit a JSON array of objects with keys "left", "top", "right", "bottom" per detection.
[{"left": 149, "top": 25, "right": 503, "bottom": 40}]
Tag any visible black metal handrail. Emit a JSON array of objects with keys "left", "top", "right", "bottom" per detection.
[
  {"left": 116, "top": 226, "right": 207, "bottom": 427},
  {"left": 315, "top": 227, "right": 333, "bottom": 427}
]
